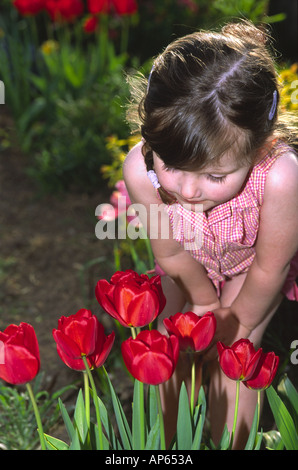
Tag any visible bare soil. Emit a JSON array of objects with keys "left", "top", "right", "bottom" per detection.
[{"left": 0, "top": 108, "right": 123, "bottom": 393}]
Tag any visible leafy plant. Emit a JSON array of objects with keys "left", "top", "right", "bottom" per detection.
[
  {"left": 265, "top": 375, "right": 298, "bottom": 450},
  {"left": 0, "top": 373, "right": 74, "bottom": 450},
  {"left": 212, "top": 0, "right": 286, "bottom": 24},
  {"left": 0, "top": 2, "right": 135, "bottom": 193}
]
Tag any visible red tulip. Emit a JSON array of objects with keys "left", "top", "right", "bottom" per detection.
[
  {"left": 217, "top": 339, "right": 262, "bottom": 381},
  {"left": 163, "top": 311, "right": 216, "bottom": 352},
  {"left": 113, "top": 0, "right": 137, "bottom": 15},
  {"left": 53, "top": 309, "right": 115, "bottom": 371},
  {"left": 0, "top": 323, "right": 40, "bottom": 385},
  {"left": 243, "top": 351, "right": 279, "bottom": 390},
  {"left": 83, "top": 15, "right": 99, "bottom": 33},
  {"left": 13, "top": 0, "right": 46, "bottom": 15},
  {"left": 95, "top": 270, "right": 166, "bottom": 328},
  {"left": 87, "top": 0, "right": 137, "bottom": 15},
  {"left": 87, "top": 0, "right": 109, "bottom": 14},
  {"left": 121, "top": 330, "right": 179, "bottom": 385},
  {"left": 45, "top": 0, "right": 84, "bottom": 21}
]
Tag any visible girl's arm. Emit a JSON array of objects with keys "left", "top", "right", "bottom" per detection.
[
  {"left": 123, "top": 142, "right": 220, "bottom": 313},
  {"left": 230, "top": 152, "right": 298, "bottom": 331}
]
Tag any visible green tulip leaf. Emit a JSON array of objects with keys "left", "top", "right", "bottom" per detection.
[
  {"left": 266, "top": 385, "right": 298, "bottom": 450},
  {"left": 103, "top": 367, "right": 132, "bottom": 449},
  {"left": 145, "top": 415, "right": 160, "bottom": 450},
  {"left": 44, "top": 434, "right": 69, "bottom": 450},
  {"left": 92, "top": 391, "right": 121, "bottom": 450},
  {"left": 277, "top": 375, "right": 298, "bottom": 429},
  {"left": 132, "top": 379, "right": 146, "bottom": 450},
  {"left": 191, "top": 386, "right": 207, "bottom": 450},
  {"left": 69, "top": 429, "right": 81, "bottom": 450},
  {"left": 74, "top": 389, "right": 89, "bottom": 444},
  {"left": 58, "top": 398, "right": 76, "bottom": 443},
  {"left": 176, "top": 382, "right": 192, "bottom": 450},
  {"left": 244, "top": 403, "right": 259, "bottom": 450},
  {"left": 147, "top": 385, "right": 158, "bottom": 430}
]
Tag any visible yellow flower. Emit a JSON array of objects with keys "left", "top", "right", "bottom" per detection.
[
  {"left": 40, "top": 40, "right": 59, "bottom": 55},
  {"left": 102, "top": 134, "right": 141, "bottom": 186},
  {"left": 279, "top": 63, "right": 298, "bottom": 112}
]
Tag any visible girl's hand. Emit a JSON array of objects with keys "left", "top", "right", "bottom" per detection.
[
  {"left": 184, "top": 301, "right": 221, "bottom": 316},
  {"left": 203, "top": 307, "right": 252, "bottom": 361},
  {"left": 214, "top": 307, "right": 252, "bottom": 343}
]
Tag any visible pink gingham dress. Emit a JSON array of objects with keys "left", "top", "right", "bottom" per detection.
[{"left": 155, "top": 149, "right": 298, "bottom": 300}]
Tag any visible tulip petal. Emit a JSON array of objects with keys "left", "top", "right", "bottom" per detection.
[
  {"left": 63, "top": 315, "right": 98, "bottom": 357},
  {"left": 95, "top": 280, "right": 119, "bottom": 319},
  {"left": 0, "top": 344, "right": 40, "bottom": 385},
  {"left": 20, "top": 323, "right": 40, "bottom": 361},
  {"left": 114, "top": 283, "right": 138, "bottom": 324},
  {"left": 129, "top": 350, "right": 176, "bottom": 385},
  {"left": 91, "top": 331, "right": 115, "bottom": 369},
  {"left": 244, "top": 352, "right": 279, "bottom": 390},
  {"left": 128, "top": 290, "right": 159, "bottom": 327},
  {"left": 53, "top": 329, "right": 82, "bottom": 360},
  {"left": 218, "top": 347, "right": 243, "bottom": 380},
  {"left": 192, "top": 312, "right": 216, "bottom": 351},
  {"left": 121, "top": 330, "right": 179, "bottom": 385},
  {"left": 55, "top": 345, "right": 86, "bottom": 370},
  {"left": 244, "top": 348, "right": 263, "bottom": 380}
]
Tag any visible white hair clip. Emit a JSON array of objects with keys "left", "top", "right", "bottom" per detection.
[
  {"left": 147, "top": 170, "right": 161, "bottom": 189},
  {"left": 268, "top": 90, "right": 278, "bottom": 120},
  {"left": 147, "top": 64, "right": 155, "bottom": 92}
]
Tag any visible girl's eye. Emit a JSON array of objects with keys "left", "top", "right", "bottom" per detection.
[{"left": 206, "top": 174, "right": 227, "bottom": 183}]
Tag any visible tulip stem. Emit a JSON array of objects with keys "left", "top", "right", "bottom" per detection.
[
  {"left": 190, "top": 356, "right": 195, "bottom": 416},
  {"left": 83, "top": 371, "right": 90, "bottom": 429},
  {"left": 130, "top": 327, "right": 137, "bottom": 339},
  {"left": 230, "top": 380, "right": 240, "bottom": 449},
  {"left": 82, "top": 356, "right": 104, "bottom": 450},
  {"left": 26, "top": 382, "right": 47, "bottom": 450},
  {"left": 257, "top": 390, "right": 261, "bottom": 435},
  {"left": 155, "top": 385, "right": 166, "bottom": 450}
]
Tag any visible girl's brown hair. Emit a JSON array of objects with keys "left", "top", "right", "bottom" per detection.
[{"left": 127, "top": 21, "right": 297, "bottom": 203}]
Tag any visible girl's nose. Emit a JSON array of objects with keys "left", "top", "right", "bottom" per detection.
[{"left": 179, "top": 174, "right": 202, "bottom": 200}]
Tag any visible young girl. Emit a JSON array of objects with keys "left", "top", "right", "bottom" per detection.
[{"left": 123, "top": 21, "right": 298, "bottom": 448}]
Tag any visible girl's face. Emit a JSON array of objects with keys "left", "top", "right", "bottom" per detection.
[{"left": 153, "top": 153, "right": 251, "bottom": 211}]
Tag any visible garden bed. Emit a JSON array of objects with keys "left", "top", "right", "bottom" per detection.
[{"left": 0, "top": 109, "right": 121, "bottom": 392}]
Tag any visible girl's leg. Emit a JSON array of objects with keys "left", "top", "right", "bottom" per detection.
[{"left": 208, "top": 274, "right": 282, "bottom": 449}]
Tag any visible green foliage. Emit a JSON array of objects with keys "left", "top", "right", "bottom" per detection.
[
  {"left": 266, "top": 375, "right": 298, "bottom": 450},
  {"left": 46, "top": 370, "right": 290, "bottom": 451},
  {"left": 0, "top": 373, "right": 74, "bottom": 450},
  {"left": 212, "top": 0, "right": 286, "bottom": 23},
  {"left": 0, "top": 9, "right": 132, "bottom": 193},
  {"left": 27, "top": 75, "right": 129, "bottom": 193}
]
